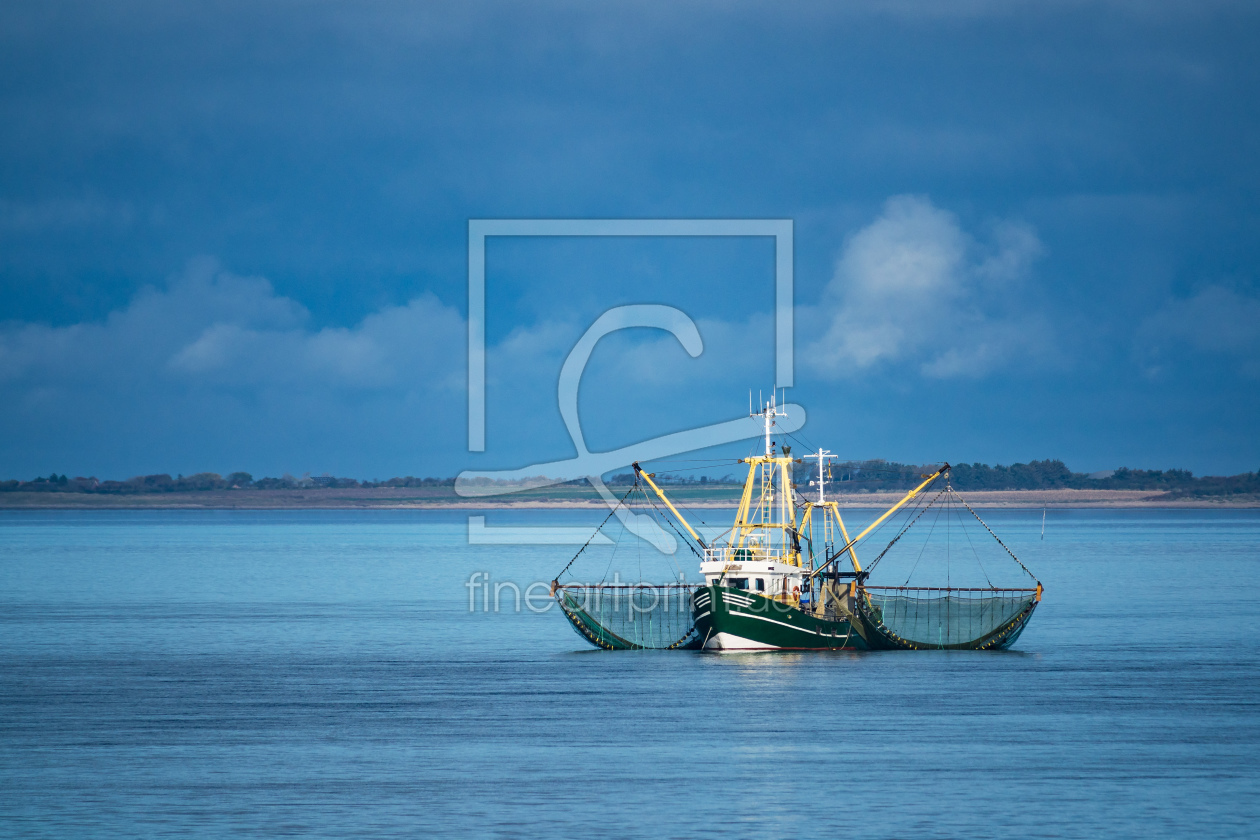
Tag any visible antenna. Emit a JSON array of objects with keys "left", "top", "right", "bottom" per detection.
[
  {"left": 810, "top": 448, "right": 838, "bottom": 504},
  {"left": 752, "top": 386, "right": 788, "bottom": 457}
]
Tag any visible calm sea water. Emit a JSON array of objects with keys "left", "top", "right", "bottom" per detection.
[{"left": 2, "top": 508, "right": 1259, "bottom": 838}]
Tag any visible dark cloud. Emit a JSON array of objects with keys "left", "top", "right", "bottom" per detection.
[{"left": 1, "top": 1, "right": 1259, "bottom": 476}]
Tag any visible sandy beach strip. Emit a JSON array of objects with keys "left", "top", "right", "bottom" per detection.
[{"left": 0, "top": 487, "right": 1256, "bottom": 510}]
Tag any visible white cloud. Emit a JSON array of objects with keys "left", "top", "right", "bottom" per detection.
[
  {"left": 167, "top": 294, "right": 465, "bottom": 390},
  {"left": 804, "top": 194, "right": 1049, "bottom": 379},
  {"left": 0, "top": 257, "right": 466, "bottom": 392}
]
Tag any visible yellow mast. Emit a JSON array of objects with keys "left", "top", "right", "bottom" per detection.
[
  {"left": 733, "top": 455, "right": 797, "bottom": 550},
  {"left": 727, "top": 391, "right": 800, "bottom": 565}
]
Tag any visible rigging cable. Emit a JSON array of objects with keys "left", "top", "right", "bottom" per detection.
[
  {"left": 953, "top": 491, "right": 1041, "bottom": 585},
  {"left": 861, "top": 483, "right": 948, "bottom": 577},
  {"left": 639, "top": 489, "right": 706, "bottom": 562},
  {"left": 849, "top": 480, "right": 931, "bottom": 560},
  {"left": 952, "top": 488, "right": 994, "bottom": 587},
  {"left": 902, "top": 497, "right": 946, "bottom": 586},
  {"left": 555, "top": 481, "right": 639, "bottom": 581}
]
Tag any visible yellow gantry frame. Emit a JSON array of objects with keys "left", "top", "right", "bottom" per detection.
[
  {"left": 801, "top": 501, "right": 861, "bottom": 574},
  {"left": 731, "top": 454, "right": 801, "bottom": 566},
  {"left": 638, "top": 454, "right": 803, "bottom": 566}
]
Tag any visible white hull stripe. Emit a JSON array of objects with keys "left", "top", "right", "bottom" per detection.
[{"left": 727, "top": 610, "right": 817, "bottom": 635}]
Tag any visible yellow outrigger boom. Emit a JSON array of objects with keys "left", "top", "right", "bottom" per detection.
[
  {"left": 634, "top": 462, "right": 707, "bottom": 548},
  {"left": 807, "top": 464, "right": 949, "bottom": 580}
]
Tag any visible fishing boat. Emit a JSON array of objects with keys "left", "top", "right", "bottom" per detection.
[{"left": 552, "top": 393, "right": 1042, "bottom": 652}]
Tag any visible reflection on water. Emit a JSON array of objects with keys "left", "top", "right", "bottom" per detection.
[{"left": 2, "top": 508, "right": 1259, "bottom": 838}]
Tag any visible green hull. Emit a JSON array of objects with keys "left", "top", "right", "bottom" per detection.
[{"left": 692, "top": 585, "right": 868, "bottom": 651}]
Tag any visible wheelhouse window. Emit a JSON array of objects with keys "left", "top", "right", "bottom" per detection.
[
  {"left": 730, "top": 578, "right": 749, "bottom": 590},
  {"left": 755, "top": 578, "right": 766, "bottom": 592}
]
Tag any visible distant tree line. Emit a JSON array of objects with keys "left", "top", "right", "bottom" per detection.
[
  {"left": 0, "top": 472, "right": 457, "bottom": 494},
  {"left": 606, "top": 472, "right": 739, "bottom": 486},
  {"left": 789, "top": 458, "right": 1260, "bottom": 498},
  {"left": 4, "top": 460, "right": 1258, "bottom": 498}
]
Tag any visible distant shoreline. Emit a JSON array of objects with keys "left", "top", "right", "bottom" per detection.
[{"left": 1, "top": 488, "right": 1256, "bottom": 510}]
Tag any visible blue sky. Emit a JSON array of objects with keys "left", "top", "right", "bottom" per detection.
[{"left": 1, "top": 1, "right": 1258, "bottom": 480}]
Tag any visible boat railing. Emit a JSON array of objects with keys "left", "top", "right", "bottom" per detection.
[
  {"left": 862, "top": 586, "right": 1039, "bottom": 595},
  {"left": 702, "top": 545, "right": 790, "bottom": 566},
  {"left": 555, "top": 583, "right": 701, "bottom": 592}
]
